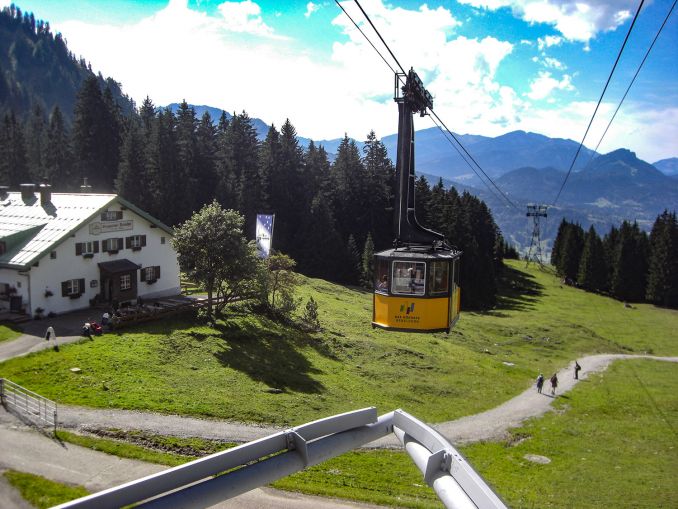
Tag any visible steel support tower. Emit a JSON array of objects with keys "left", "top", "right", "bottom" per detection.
[{"left": 525, "top": 204, "right": 548, "bottom": 267}]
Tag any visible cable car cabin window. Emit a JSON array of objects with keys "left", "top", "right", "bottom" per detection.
[
  {"left": 375, "top": 259, "right": 390, "bottom": 294},
  {"left": 428, "top": 261, "right": 449, "bottom": 295},
  {"left": 392, "top": 261, "right": 426, "bottom": 296},
  {"left": 452, "top": 258, "right": 460, "bottom": 287}
]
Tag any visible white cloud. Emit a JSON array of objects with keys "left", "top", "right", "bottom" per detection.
[
  {"left": 305, "top": 2, "right": 320, "bottom": 18},
  {"left": 537, "top": 35, "right": 562, "bottom": 51},
  {"left": 543, "top": 56, "right": 565, "bottom": 69},
  {"left": 526, "top": 71, "right": 573, "bottom": 100},
  {"left": 216, "top": 0, "right": 277, "bottom": 37},
  {"left": 458, "top": 0, "right": 637, "bottom": 42}
]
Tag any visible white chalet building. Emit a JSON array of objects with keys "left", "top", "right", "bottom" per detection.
[{"left": 0, "top": 184, "right": 180, "bottom": 317}]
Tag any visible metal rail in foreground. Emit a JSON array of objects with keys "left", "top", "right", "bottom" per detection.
[
  {"left": 0, "top": 378, "right": 57, "bottom": 434},
  {"left": 54, "top": 408, "right": 507, "bottom": 509}
]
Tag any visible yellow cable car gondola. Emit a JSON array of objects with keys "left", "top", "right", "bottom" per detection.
[{"left": 372, "top": 69, "right": 461, "bottom": 333}]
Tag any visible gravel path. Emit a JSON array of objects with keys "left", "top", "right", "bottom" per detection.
[{"left": 54, "top": 354, "right": 678, "bottom": 449}]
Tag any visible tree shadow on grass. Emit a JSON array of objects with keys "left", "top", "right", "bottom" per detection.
[
  {"left": 489, "top": 265, "right": 545, "bottom": 314},
  {"left": 211, "top": 320, "right": 325, "bottom": 394}
]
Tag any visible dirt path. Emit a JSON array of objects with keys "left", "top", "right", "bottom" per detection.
[{"left": 53, "top": 354, "right": 678, "bottom": 448}]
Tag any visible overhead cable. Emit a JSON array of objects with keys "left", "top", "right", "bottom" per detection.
[
  {"left": 552, "top": 0, "right": 646, "bottom": 206},
  {"left": 430, "top": 111, "right": 521, "bottom": 211},
  {"left": 333, "top": 0, "right": 398, "bottom": 76},
  {"left": 352, "top": 0, "right": 407, "bottom": 74},
  {"left": 583, "top": 0, "right": 676, "bottom": 169},
  {"left": 429, "top": 115, "right": 509, "bottom": 207}
]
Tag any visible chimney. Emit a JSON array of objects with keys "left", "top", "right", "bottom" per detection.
[
  {"left": 39, "top": 183, "right": 52, "bottom": 205},
  {"left": 20, "top": 183, "right": 36, "bottom": 200},
  {"left": 80, "top": 177, "right": 92, "bottom": 193},
  {"left": 0, "top": 186, "right": 8, "bottom": 200}
]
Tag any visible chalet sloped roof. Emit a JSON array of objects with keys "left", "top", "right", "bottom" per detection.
[{"left": 0, "top": 192, "right": 172, "bottom": 270}]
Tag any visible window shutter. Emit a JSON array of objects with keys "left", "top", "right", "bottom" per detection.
[
  {"left": 102, "top": 239, "right": 108, "bottom": 252},
  {"left": 61, "top": 281, "right": 69, "bottom": 297},
  {"left": 117, "top": 238, "right": 124, "bottom": 250},
  {"left": 141, "top": 235, "right": 147, "bottom": 247},
  {"left": 140, "top": 267, "right": 146, "bottom": 282},
  {"left": 93, "top": 241, "right": 99, "bottom": 253},
  {"left": 78, "top": 279, "right": 85, "bottom": 294},
  {"left": 75, "top": 243, "right": 82, "bottom": 256},
  {"left": 155, "top": 266, "right": 160, "bottom": 279},
  {"left": 125, "top": 236, "right": 132, "bottom": 249}
]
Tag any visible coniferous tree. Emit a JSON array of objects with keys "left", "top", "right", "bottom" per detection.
[
  {"left": 551, "top": 218, "right": 569, "bottom": 269},
  {"left": 602, "top": 225, "right": 619, "bottom": 292},
  {"left": 577, "top": 225, "right": 606, "bottom": 292},
  {"left": 174, "top": 101, "right": 199, "bottom": 219},
  {"left": 0, "top": 111, "right": 29, "bottom": 186},
  {"left": 361, "top": 232, "right": 375, "bottom": 288},
  {"left": 44, "top": 105, "right": 72, "bottom": 189},
  {"left": 25, "top": 103, "right": 47, "bottom": 180},
  {"left": 361, "top": 130, "right": 393, "bottom": 248},
  {"left": 195, "top": 111, "right": 218, "bottom": 210},
  {"left": 611, "top": 221, "right": 648, "bottom": 302},
  {"left": 115, "top": 116, "right": 148, "bottom": 206},
  {"left": 294, "top": 192, "right": 343, "bottom": 279},
  {"left": 646, "top": 210, "right": 678, "bottom": 307},
  {"left": 219, "top": 111, "right": 260, "bottom": 234},
  {"left": 344, "top": 234, "right": 361, "bottom": 285},
  {"left": 558, "top": 222, "right": 584, "bottom": 281},
  {"left": 72, "top": 76, "right": 120, "bottom": 190}
]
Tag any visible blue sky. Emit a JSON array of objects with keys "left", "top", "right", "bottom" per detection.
[{"left": 7, "top": 0, "right": 678, "bottom": 162}]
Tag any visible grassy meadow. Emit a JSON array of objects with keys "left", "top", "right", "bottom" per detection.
[{"left": 0, "top": 261, "right": 676, "bottom": 426}]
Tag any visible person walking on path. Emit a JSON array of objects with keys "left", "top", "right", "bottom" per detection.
[
  {"left": 550, "top": 373, "right": 558, "bottom": 395},
  {"left": 44, "top": 326, "right": 55, "bottom": 342},
  {"left": 574, "top": 360, "right": 581, "bottom": 380},
  {"left": 536, "top": 373, "right": 544, "bottom": 394}
]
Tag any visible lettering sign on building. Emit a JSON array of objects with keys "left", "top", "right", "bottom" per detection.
[{"left": 89, "top": 220, "right": 134, "bottom": 235}]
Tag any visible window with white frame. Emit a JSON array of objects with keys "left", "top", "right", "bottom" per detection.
[
  {"left": 66, "top": 279, "right": 81, "bottom": 295},
  {"left": 130, "top": 235, "right": 143, "bottom": 248},
  {"left": 120, "top": 274, "right": 131, "bottom": 291}
]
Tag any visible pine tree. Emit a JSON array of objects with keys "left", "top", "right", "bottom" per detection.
[
  {"left": 72, "top": 76, "right": 120, "bottom": 190},
  {"left": 551, "top": 218, "right": 569, "bottom": 270},
  {"left": 558, "top": 222, "right": 584, "bottom": 282},
  {"left": 115, "top": 116, "right": 148, "bottom": 206},
  {"left": 26, "top": 103, "right": 47, "bottom": 180},
  {"left": 0, "top": 111, "right": 29, "bottom": 186},
  {"left": 174, "top": 101, "right": 199, "bottom": 219},
  {"left": 361, "top": 130, "right": 393, "bottom": 249},
  {"left": 44, "top": 106, "right": 72, "bottom": 189},
  {"left": 646, "top": 210, "right": 678, "bottom": 307},
  {"left": 345, "top": 234, "right": 361, "bottom": 285},
  {"left": 611, "top": 221, "right": 648, "bottom": 302},
  {"left": 361, "top": 232, "right": 375, "bottom": 288},
  {"left": 577, "top": 225, "right": 606, "bottom": 292}
]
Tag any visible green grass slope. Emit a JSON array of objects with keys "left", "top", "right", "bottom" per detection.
[{"left": 0, "top": 261, "right": 675, "bottom": 426}]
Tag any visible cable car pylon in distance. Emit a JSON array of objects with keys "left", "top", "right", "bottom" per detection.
[
  {"left": 372, "top": 69, "right": 462, "bottom": 333},
  {"left": 525, "top": 204, "right": 548, "bottom": 268}
]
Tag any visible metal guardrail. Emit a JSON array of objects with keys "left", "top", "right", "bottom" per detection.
[
  {"left": 54, "top": 407, "right": 507, "bottom": 509},
  {"left": 0, "top": 378, "right": 57, "bottom": 434}
]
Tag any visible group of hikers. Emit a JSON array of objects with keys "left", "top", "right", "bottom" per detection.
[{"left": 536, "top": 360, "right": 581, "bottom": 395}]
